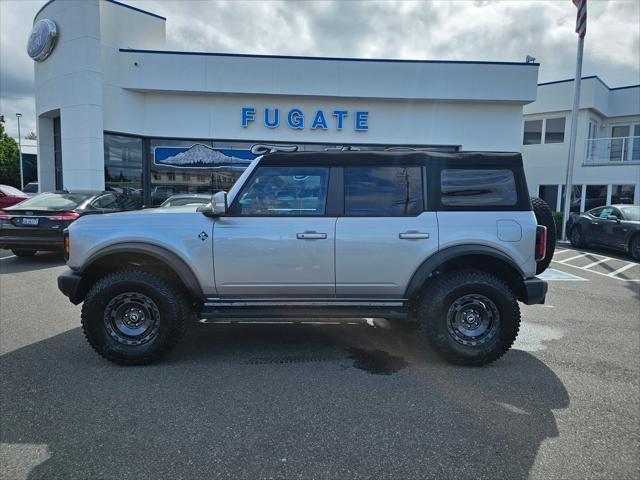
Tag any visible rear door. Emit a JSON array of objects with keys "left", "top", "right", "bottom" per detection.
[
  {"left": 213, "top": 165, "right": 336, "bottom": 298},
  {"left": 335, "top": 164, "right": 438, "bottom": 298}
]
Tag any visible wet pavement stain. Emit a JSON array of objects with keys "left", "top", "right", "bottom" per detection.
[{"left": 348, "top": 348, "right": 408, "bottom": 375}]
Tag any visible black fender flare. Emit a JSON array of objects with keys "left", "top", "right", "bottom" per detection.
[
  {"left": 404, "top": 244, "right": 526, "bottom": 299},
  {"left": 79, "top": 242, "right": 203, "bottom": 298}
]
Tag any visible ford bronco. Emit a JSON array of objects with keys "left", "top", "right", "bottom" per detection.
[{"left": 58, "top": 151, "right": 554, "bottom": 366}]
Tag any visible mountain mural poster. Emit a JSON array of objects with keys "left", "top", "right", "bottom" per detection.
[{"left": 153, "top": 144, "right": 255, "bottom": 170}]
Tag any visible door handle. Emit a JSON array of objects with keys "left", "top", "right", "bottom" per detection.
[
  {"left": 399, "top": 231, "right": 430, "bottom": 240},
  {"left": 296, "top": 231, "right": 327, "bottom": 240}
]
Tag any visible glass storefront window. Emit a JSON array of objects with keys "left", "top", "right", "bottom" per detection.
[
  {"left": 104, "top": 134, "right": 143, "bottom": 209},
  {"left": 149, "top": 139, "right": 252, "bottom": 205},
  {"left": 538, "top": 185, "right": 559, "bottom": 211},
  {"left": 611, "top": 184, "right": 636, "bottom": 204},
  {"left": 561, "top": 184, "right": 582, "bottom": 213},
  {"left": 584, "top": 185, "right": 607, "bottom": 210}
]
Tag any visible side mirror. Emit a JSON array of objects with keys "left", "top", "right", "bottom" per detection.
[{"left": 199, "top": 191, "right": 227, "bottom": 217}]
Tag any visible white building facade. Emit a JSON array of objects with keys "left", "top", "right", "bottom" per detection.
[
  {"left": 32, "top": 0, "right": 540, "bottom": 205},
  {"left": 522, "top": 76, "right": 640, "bottom": 212}
]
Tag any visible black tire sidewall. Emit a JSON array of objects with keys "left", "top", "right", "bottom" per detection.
[
  {"left": 12, "top": 249, "right": 37, "bottom": 257},
  {"left": 418, "top": 271, "right": 520, "bottom": 365},
  {"left": 631, "top": 236, "right": 640, "bottom": 261},
  {"left": 82, "top": 272, "right": 185, "bottom": 364},
  {"left": 570, "top": 226, "right": 582, "bottom": 247}
]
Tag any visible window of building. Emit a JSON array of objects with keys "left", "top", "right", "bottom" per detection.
[
  {"left": 441, "top": 169, "right": 517, "bottom": 207},
  {"left": 560, "top": 185, "right": 582, "bottom": 213},
  {"left": 544, "top": 117, "right": 566, "bottom": 143},
  {"left": 233, "top": 166, "right": 329, "bottom": 216},
  {"left": 523, "top": 120, "right": 543, "bottom": 145},
  {"left": 344, "top": 166, "right": 423, "bottom": 216},
  {"left": 538, "top": 185, "right": 559, "bottom": 211},
  {"left": 53, "top": 117, "right": 63, "bottom": 189},
  {"left": 611, "top": 184, "right": 636, "bottom": 204},
  {"left": 584, "top": 185, "right": 608, "bottom": 210},
  {"left": 103, "top": 133, "right": 143, "bottom": 209}
]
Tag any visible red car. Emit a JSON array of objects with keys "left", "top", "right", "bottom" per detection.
[{"left": 0, "top": 185, "right": 29, "bottom": 208}]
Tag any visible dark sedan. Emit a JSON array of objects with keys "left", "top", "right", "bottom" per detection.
[
  {"left": 0, "top": 191, "right": 133, "bottom": 257},
  {"left": 569, "top": 205, "right": 640, "bottom": 261}
]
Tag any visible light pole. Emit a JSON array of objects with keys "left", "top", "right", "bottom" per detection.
[{"left": 15, "top": 113, "right": 24, "bottom": 190}]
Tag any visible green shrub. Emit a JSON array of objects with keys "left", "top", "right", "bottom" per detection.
[{"left": 552, "top": 211, "right": 563, "bottom": 236}]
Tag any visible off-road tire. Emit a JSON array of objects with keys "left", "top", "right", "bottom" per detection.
[
  {"left": 530, "top": 196, "right": 555, "bottom": 274},
  {"left": 569, "top": 224, "right": 585, "bottom": 248},
  {"left": 11, "top": 249, "right": 37, "bottom": 257},
  {"left": 81, "top": 270, "right": 189, "bottom": 365},
  {"left": 416, "top": 270, "right": 520, "bottom": 366}
]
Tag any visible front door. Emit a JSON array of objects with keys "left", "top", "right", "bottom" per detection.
[
  {"left": 213, "top": 165, "right": 335, "bottom": 298},
  {"left": 335, "top": 165, "right": 438, "bottom": 298}
]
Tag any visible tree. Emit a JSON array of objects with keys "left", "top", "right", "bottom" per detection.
[
  {"left": 0, "top": 123, "right": 21, "bottom": 187},
  {"left": 26, "top": 131, "right": 37, "bottom": 140}
]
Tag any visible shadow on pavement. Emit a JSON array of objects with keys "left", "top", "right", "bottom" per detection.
[
  {"left": 1, "top": 323, "right": 569, "bottom": 479},
  {"left": 0, "top": 252, "right": 65, "bottom": 274}
]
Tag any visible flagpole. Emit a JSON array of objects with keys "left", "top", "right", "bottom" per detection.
[{"left": 561, "top": 34, "right": 584, "bottom": 241}]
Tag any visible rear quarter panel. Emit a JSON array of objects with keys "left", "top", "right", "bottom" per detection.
[{"left": 437, "top": 211, "right": 538, "bottom": 278}]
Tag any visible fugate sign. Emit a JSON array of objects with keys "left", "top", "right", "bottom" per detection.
[{"left": 241, "top": 108, "right": 369, "bottom": 131}]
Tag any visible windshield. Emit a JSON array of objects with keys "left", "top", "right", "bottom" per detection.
[
  {"left": 620, "top": 206, "right": 640, "bottom": 221},
  {"left": 8, "top": 192, "right": 92, "bottom": 210}
]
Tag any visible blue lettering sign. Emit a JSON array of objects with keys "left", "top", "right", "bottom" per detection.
[
  {"left": 355, "top": 111, "right": 369, "bottom": 131},
  {"left": 264, "top": 108, "right": 279, "bottom": 128},
  {"left": 241, "top": 107, "right": 255, "bottom": 127},
  {"left": 332, "top": 110, "right": 348, "bottom": 130},
  {"left": 287, "top": 109, "right": 304, "bottom": 129},
  {"left": 311, "top": 110, "right": 328, "bottom": 130}
]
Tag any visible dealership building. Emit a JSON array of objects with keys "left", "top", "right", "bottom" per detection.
[{"left": 30, "top": 0, "right": 544, "bottom": 205}]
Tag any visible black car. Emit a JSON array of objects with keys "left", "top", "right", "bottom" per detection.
[
  {"left": 0, "top": 191, "right": 133, "bottom": 257},
  {"left": 569, "top": 205, "right": 640, "bottom": 260}
]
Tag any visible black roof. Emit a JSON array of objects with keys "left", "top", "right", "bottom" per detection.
[{"left": 259, "top": 150, "right": 523, "bottom": 167}]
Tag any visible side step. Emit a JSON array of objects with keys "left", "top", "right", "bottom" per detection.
[{"left": 200, "top": 300, "right": 409, "bottom": 320}]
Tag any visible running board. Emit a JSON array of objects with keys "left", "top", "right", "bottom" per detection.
[{"left": 200, "top": 300, "right": 408, "bottom": 320}]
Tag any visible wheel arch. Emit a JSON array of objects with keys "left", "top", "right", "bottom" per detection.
[
  {"left": 405, "top": 245, "right": 527, "bottom": 301},
  {"left": 75, "top": 243, "right": 203, "bottom": 303}
]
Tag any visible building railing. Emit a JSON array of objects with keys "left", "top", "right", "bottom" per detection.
[{"left": 584, "top": 136, "right": 640, "bottom": 165}]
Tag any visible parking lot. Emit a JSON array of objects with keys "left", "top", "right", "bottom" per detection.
[{"left": 1, "top": 246, "right": 638, "bottom": 479}]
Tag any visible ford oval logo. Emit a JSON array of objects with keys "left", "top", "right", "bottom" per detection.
[{"left": 27, "top": 19, "right": 58, "bottom": 62}]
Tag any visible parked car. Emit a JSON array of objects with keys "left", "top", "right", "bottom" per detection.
[
  {"left": 569, "top": 205, "right": 640, "bottom": 260},
  {"left": 0, "top": 191, "right": 133, "bottom": 257},
  {"left": 58, "top": 151, "right": 554, "bottom": 366},
  {"left": 160, "top": 194, "right": 212, "bottom": 207},
  {"left": 22, "top": 182, "right": 39, "bottom": 195},
  {"left": 0, "top": 185, "right": 29, "bottom": 208}
]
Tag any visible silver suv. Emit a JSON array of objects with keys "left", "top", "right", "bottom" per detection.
[{"left": 58, "top": 151, "right": 554, "bottom": 366}]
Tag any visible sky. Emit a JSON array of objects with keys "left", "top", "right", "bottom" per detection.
[{"left": 1, "top": 0, "right": 639, "bottom": 140}]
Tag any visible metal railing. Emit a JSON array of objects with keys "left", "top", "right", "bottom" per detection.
[{"left": 584, "top": 136, "right": 640, "bottom": 165}]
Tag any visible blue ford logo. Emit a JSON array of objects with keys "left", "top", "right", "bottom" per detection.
[{"left": 27, "top": 19, "right": 58, "bottom": 62}]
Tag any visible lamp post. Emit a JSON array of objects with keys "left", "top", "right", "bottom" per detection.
[{"left": 16, "top": 113, "right": 24, "bottom": 190}]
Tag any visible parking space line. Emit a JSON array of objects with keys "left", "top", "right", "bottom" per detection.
[
  {"left": 556, "top": 253, "right": 590, "bottom": 264},
  {"left": 0, "top": 255, "right": 16, "bottom": 261},
  {"left": 582, "top": 258, "right": 610, "bottom": 269},
  {"left": 607, "top": 263, "right": 637, "bottom": 277},
  {"left": 552, "top": 260, "right": 639, "bottom": 282}
]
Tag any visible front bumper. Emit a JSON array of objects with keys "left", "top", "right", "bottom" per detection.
[
  {"left": 522, "top": 277, "right": 548, "bottom": 305},
  {"left": 57, "top": 269, "right": 84, "bottom": 304}
]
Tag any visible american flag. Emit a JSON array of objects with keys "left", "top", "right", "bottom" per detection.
[{"left": 573, "top": 0, "right": 587, "bottom": 38}]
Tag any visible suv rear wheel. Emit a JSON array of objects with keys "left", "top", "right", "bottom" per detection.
[
  {"left": 81, "top": 270, "right": 189, "bottom": 365},
  {"left": 416, "top": 270, "right": 520, "bottom": 366}
]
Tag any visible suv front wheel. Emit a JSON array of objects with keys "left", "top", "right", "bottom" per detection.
[
  {"left": 81, "top": 270, "right": 189, "bottom": 365},
  {"left": 416, "top": 270, "right": 520, "bottom": 366}
]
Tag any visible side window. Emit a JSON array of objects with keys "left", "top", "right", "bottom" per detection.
[
  {"left": 235, "top": 166, "right": 329, "bottom": 216},
  {"left": 588, "top": 207, "right": 604, "bottom": 217},
  {"left": 598, "top": 207, "right": 615, "bottom": 218},
  {"left": 91, "top": 193, "right": 120, "bottom": 210},
  {"left": 344, "top": 166, "right": 423, "bottom": 216},
  {"left": 441, "top": 169, "right": 517, "bottom": 207}
]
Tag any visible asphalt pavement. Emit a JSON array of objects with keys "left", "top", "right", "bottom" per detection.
[{"left": 1, "top": 247, "right": 638, "bottom": 479}]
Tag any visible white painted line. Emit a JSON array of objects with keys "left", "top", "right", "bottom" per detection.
[
  {"left": 538, "top": 268, "right": 588, "bottom": 281},
  {"left": 0, "top": 255, "right": 16, "bottom": 261},
  {"left": 552, "top": 260, "right": 640, "bottom": 282},
  {"left": 582, "top": 258, "right": 610, "bottom": 269},
  {"left": 607, "top": 263, "right": 637, "bottom": 277},
  {"left": 556, "top": 253, "right": 590, "bottom": 264}
]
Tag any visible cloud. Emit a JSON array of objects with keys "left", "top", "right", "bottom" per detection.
[{"left": 1, "top": 0, "right": 638, "bottom": 140}]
